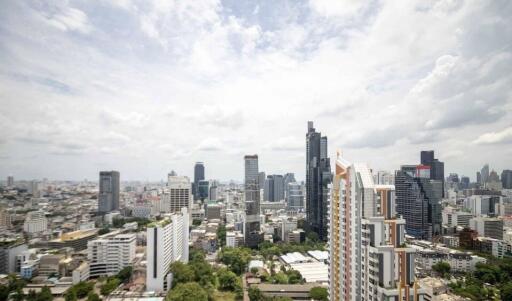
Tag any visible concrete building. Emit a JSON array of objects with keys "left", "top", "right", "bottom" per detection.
[
  {"left": 7, "top": 176, "right": 14, "bottom": 187},
  {"left": 415, "top": 249, "right": 486, "bottom": 274},
  {"left": 88, "top": 233, "right": 136, "bottom": 277},
  {"left": 286, "top": 182, "right": 304, "bottom": 210},
  {"left": 206, "top": 203, "right": 221, "bottom": 220},
  {"left": 98, "top": 171, "right": 120, "bottom": 213},
  {"left": 329, "top": 153, "right": 425, "bottom": 301},
  {"left": 264, "top": 175, "right": 284, "bottom": 202},
  {"left": 193, "top": 162, "right": 205, "bottom": 200},
  {"left": 47, "top": 229, "right": 99, "bottom": 251},
  {"left": 146, "top": 207, "right": 189, "bottom": 293},
  {"left": 244, "top": 154, "right": 262, "bottom": 248},
  {"left": 226, "top": 231, "right": 245, "bottom": 248},
  {"left": 0, "top": 208, "right": 11, "bottom": 229},
  {"left": 469, "top": 217, "right": 504, "bottom": 240},
  {"left": 165, "top": 175, "right": 192, "bottom": 214},
  {"left": 0, "top": 240, "right": 28, "bottom": 274},
  {"left": 23, "top": 210, "right": 48, "bottom": 234},
  {"left": 464, "top": 195, "right": 501, "bottom": 216}
]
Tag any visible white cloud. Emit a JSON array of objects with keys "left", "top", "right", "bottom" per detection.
[
  {"left": 473, "top": 127, "right": 512, "bottom": 145},
  {"left": 43, "top": 6, "right": 92, "bottom": 34}
]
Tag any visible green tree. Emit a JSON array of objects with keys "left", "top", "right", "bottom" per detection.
[
  {"left": 38, "top": 286, "right": 53, "bottom": 301},
  {"left": 309, "top": 287, "right": 328, "bottom": 301},
  {"left": 169, "top": 262, "right": 194, "bottom": 287},
  {"left": 502, "top": 282, "right": 512, "bottom": 301},
  {"left": 192, "top": 219, "right": 202, "bottom": 226},
  {"left": 432, "top": 261, "right": 451, "bottom": 277},
  {"left": 166, "top": 282, "right": 208, "bottom": 301},
  {"left": 0, "top": 285, "right": 9, "bottom": 301},
  {"left": 65, "top": 289, "right": 77, "bottom": 301},
  {"left": 87, "top": 292, "right": 101, "bottom": 301},
  {"left": 286, "top": 270, "right": 303, "bottom": 284},
  {"left": 218, "top": 269, "right": 239, "bottom": 291},
  {"left": 217, "top": 225, "right": 226, "bottom": 246},
  {"left": 116, "top": 266, "right": 133, "bottom": 284},
  {"left": 218, "top": 247, "right": 251, "bottom": 275},
  {"left": 71, "top": 282, "right": 94, "bottom": 299},
  {"left": 248, "top": 287, "right": 264, "bottom": 301},
  {"left": 250, "top": 267, "right": 259, "bottom": 275},
  {"left": 26, "top": 290, "right": 38, "bottom": 301},
  {"left": 12, "top": 288, "right": 25, "bottom": 301},
  {"left": 101, "top": 278, "right": 120, "bottom": 296},
  {"left": 98, "top": 227, "right": 111, "bottom": 235}
]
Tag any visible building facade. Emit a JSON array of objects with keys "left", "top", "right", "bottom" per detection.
[
  {"left": 88, "top": 233, "right": 136, "bottom": 278},
  {"left": 306, "top": 121, "right": 331, "bottom": 241},
  {"left": 244, "top": 154, "right": 262, "bottom": 248},
  {"left": 98, "top": 171, "right": 120, "bottom": 213}
]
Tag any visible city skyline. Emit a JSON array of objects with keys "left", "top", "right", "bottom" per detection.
[{"left": 1, "top": 1, "right": 511, "bottom": 181}]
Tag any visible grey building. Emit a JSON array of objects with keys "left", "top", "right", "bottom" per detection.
[
  {"left": 502, "top": 170, "right": 512, "bottom": 189},
  {"left": 258, "top": 172, "right": 266, "bottom": 193},
  {"left": 0, "top": 241, "right": 27, "bottom": 274},
  {"left": 244, "top": 155, "right": 262, "bottom": 248},
  {"left": 395, "top": 165, "right": 442, "bottom": 240},
  {"left": 98, "top": 171, "right": 120, "bottom": 213},
  {"left": 264, "top": 175, "right": 285, "bottom": 202},
  {"left": 481, "top": 164, "right": 490, "bottom": 184},
  {"left": 287, "top": 182, "right": 304, "bottom": 210},
  {"left": 420, "top": 150, "right": 445, "bottom": 197},
  {"left": 306, "top": 121, "right": 331, "bottom": 241},
  {"left": 193, "top": 162, "right": 205, "bottom": 200},
  {"left": 197, "top": 180, "right": 209, "bottom": 201}
]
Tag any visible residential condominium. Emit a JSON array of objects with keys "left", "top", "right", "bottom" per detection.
[
  {"left": 146, "top": 207, "right": 189, "bottom": 293},
  {"left": 87, "top": 233, "right": 136, "bottom": 278},
  {"left": 164, "top": 174, "right": 192, "bottom": 214},
  {"left": 329, "top": 152, "right": 425, "bottom": 301},
  {"left": 23, "top": 210, "right": 48, "bottom": 234}
]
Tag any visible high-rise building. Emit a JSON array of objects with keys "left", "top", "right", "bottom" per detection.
[
  {"left": 193, "top": 162, "right": 205, "bottom": 200},
  {"left": 420, "top": 150, "right": 444, "bottom": 196},
  {"left": 283, "top": 173, "right": 296, "bottom": 199},
  {"left": 98, "top": 171, "right": 120, "bottom": 213},
  {"left": 502, "top": 170, "right": 512, "bottom": 189},
  {"left": 481, "top": 164, "right": 490, "bottom": 184},
  {"left": 23, "top": 210, "right": 48, "bottom": 234},
  {"left": 263, "top": 175, "right": 284, "bottom": 202},
  {"left": 461, "top": 176, "right": 470, "bottom": 189},
  {"left": 164, "top": 174, "right": 192, "bottom": 214},
  {"left": 197, "top": 180, "right": 209, "bottom": 201},
  {"left": 244, "top": 155, "right": 262, "bottom": 248},
  {"left": 6, "top": 176, "right": 14, "bottom": 187},
  {"left": 329, "top": 153, "right": 424, "bottom": 301},
  {"left": 395, "top": 165, "right": 442, "bottom": 240},
  {"left": 146, "top": 208, "right": 189, "bottom": 293},
  {"left": 306, "top": 121, "right": 331, "bottom": 241},
  {"left": 88, "top": 233, "right": 136, "bottom": 277},
  {"left": 0, "top": 241, "right": 28, "bottom": 274},
  {"left": 0, "top": 208, "right": 11, "bottom": 229},
  {"left": 258, "top": 172, "right": 266, "bottom": 193},
  {"left": 476, "top": 171, "right": 482, "bottom": 185},
  {"left": 286, "top": 182, "right": 304, "bottom": 210}
]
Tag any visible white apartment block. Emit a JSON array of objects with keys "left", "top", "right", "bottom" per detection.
[
  {"left": 226, "top": 231, "right": 244, "bottom": 247},
  {"left": 87, "top": 233, "right": 136, "bottom": 277},
  {"left": 23, "top": 210, "right": 48, "bottom": 233},
  {"left": 329, "top": 154, "right": 426, "bottom": 301},
  {"left": 165, "top": 176, "right": 192, "bottom": 214},
  {"left": 146, "top": 207, "right": 189, "bottom": 293},
  {"left": 72, "top": 262, "right": 90, "bottom": 284},
  {"left": 415, "top": 250, "right": 486, "bottom": 273}
]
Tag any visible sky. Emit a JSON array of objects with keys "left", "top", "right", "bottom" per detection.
[{"left": 0, "top": 0, "right": 511, "bottom": 182}]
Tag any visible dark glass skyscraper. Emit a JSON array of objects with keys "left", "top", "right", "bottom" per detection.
[
  {"left": 502, "top": 170, "right": 512, "bottom": 189},
  {"left": 98, "top": 171, "right": 120, "bottom": 213},
  {"left": 395, "top": 165, "right": 442, "bottom": 240},
  {"left": 306, "top": 121, "right": 331, "bottom": 241},
  {"left": 193, "top": 162, "right": 205, "bottom": 200},
  {"left": 420, "top": 150, "right": 445, "bottom": 197}
]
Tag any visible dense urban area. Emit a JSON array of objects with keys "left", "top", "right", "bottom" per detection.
[{"left": 0, "top": 122, "right": 511, "bottom": 301}]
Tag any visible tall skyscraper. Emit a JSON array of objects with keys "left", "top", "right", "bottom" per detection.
[
  {"left": 329, "top": 153, "right": 424, "bottom": 301},
  {"left": 395, "top": 165, "right": 442, "bottom": 240},
  {"left": 283, "top": 173, "right": 296, "bottom": 201},
  {"left": 481, "top": 164, "right": 490, "bottom": 184},
  {"left": 6, "top": 176, "right": 14, "bottom": 187},
  {"left": 244, "top": 155, "right": 262, "bottom": 248},
  {"left": 502, "top": 170, "right": 512, "bottom": 189},
  {"left": 420, "top": 150, "right": 444, "bottom": 196},
  {"left": 193, "top": 162, "right": 205, "bottom": 200},
  {"left": 146, "top": 208, "right": 189, "bottom": 293},
  {"left": 258, "top": 172, "right": 266, "bottom": 193},
  {"left": 98, "top": 171, "right": 120, "bottom": 213},
  {"left": 306, "top": 121, "right": 331, "bottom": 241},
  {"left": 263, "top": 174, "right": 284, "bottom": 202}
]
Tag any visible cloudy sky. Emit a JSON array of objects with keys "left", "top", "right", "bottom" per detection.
[{"left": 0, "top": 0, "right": 511, "bottom": 182}]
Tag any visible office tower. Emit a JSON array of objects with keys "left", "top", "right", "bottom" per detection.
[
  {"left": 306, "top": 121, "right": 331, "bottom": 241},
  {"left": 197, "top": 180, "right": 209, "bottom": 201},
  {"left": 165, "top": 174, "right": 192, "bottom": 214},
  {"left": 420, "top": 150, "right": 445, "bottom": 196},
  {"left": 286, "top": 182, "right": 304, "bottom": 210},
  {"left": 23, "top": 210, "right": 48, "bottom": 234},
  {"left": 263, "top": 175, "right": 285, "bottom": 202},
  {"left": 283, "top": 173, "right": 296, "bottom": 199},
  {"left": 98, "top": 171, "right": 120, "bottom": 213},
  {"left": 244, "top": 155, "right": 262, "bottom": 248},
  {"left": 329, "top": 153, "right": 424, "bottom": 301},
  {"left": 461, "top": 176, "right": 470, "bottom": 189},
  {"left": 395, "top": 165, "right": 442, "bottom": 240},
  {"left": 258, "top": 172, "right": 266, "bottom": 192},
  {"left": 146, "top": 208, "right": 189, "bottom": 293},
  {"left": 193, "top": 162, "right": 205, "bottom": 200},
  {"left": 502, "top": 170, "right": 512, "bottom": 189},
  {"left": 375, "top": 170, "right": 395, "bottom": 185},
  {"left": 209, "top": 182, "right": 218, "bottom": 201},
  {"left": 476, "top": 171, "right": 482, "bottom": 185},
  {"left": 481, "top": 164, "right": 490, "bottom": 184},
  {"left": 6, "top": 176, "right": 14, "bottom": 187},
  {"left": 88, "top": 233, "right": 136, "bottom": 277},
  {"left": 469, "top": 217, "right": 504, "bottom": 240}
]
